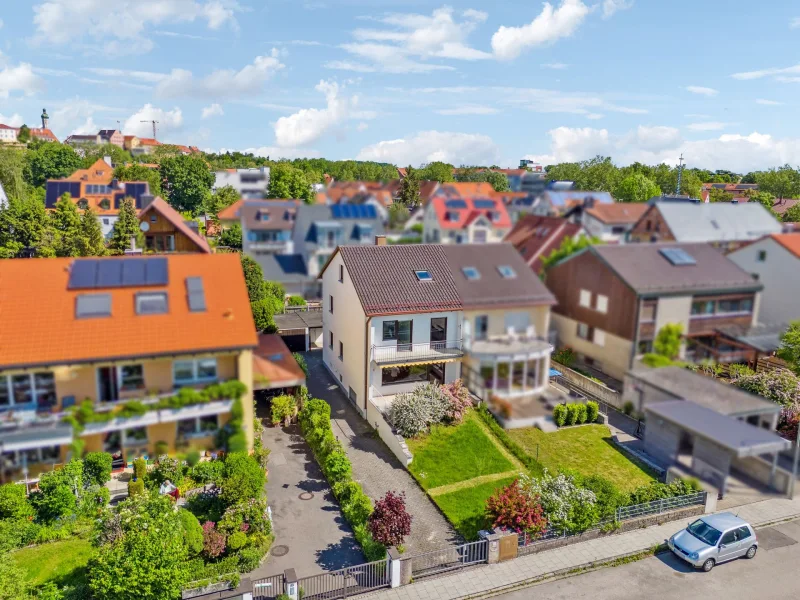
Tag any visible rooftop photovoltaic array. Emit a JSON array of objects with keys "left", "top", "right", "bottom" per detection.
[
  {"left": 45, "top": 181, "right": 82, "bottom": 208},
  {"left": 68, "top": 257, "right": 168, "bottom": 290},
  {"left": 473, "top": 200, "right": 496, "bottom": 209},
  {"left": 445, "top": 199, "right": 468, "bottom": 209},
  {"left": 659, "top": 247, "right": 697, "bottom": 266},
  {"left": 330, "top": 204, "right": 378, "bottom": 219}
]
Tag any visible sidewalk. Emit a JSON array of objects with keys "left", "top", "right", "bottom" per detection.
[{"left": 367, "top": 496, "right": 800, "bottom": 600}]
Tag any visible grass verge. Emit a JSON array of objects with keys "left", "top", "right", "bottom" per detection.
[
  {"left": 12, "top": 538, "right": 95, "bottom": 588},
  {"left": 432, "top": 477, "right": 517, "bottom": 541}
]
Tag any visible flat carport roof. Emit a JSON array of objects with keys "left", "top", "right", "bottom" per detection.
[
  {"left": 645, "top": 400, "right": 791, "bottom": 458},
  {"left": 273, "top": 311, "right": 323, "bottom": 332}
]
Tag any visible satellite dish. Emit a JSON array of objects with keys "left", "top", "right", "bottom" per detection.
[{"left": 139, "top": 221, "right": 150, "bottom": 232}]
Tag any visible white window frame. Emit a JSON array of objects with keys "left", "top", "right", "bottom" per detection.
[
  {"left": 595, "top": 294, "right": 609, "bottom": 314},
  {"left": 577, "top": 323, "right": 590, "bottom": 340},
  {"left": 173, "top": 358, "right": 218, "bottom": 386},
  {"left": 117, "top": 364, "right": 145, "bottom": 392},
  {"left": 123, "top": 426, "right": 148, "bottom": 446},
  {"left": 0, "top": 372, "right": 56, "bottom": 409},
  {"left": 2, "top": 445, "right": 61, "bottom": 467},
  {"left": 593, "top": 329, "right": 606, "bottom": 347},
  {"left": 579, "top": 289, "right": 592, "bottom": 308},
  {"left": 177, "top": 415, "right": 219, "bottom": 439}
]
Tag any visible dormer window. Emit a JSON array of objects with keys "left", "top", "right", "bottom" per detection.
[
  {"left": 462, "top": 267, "right": 480, "bottom": 281},
  {"left": 99, "top": 199, "right": 110, "bottom": 210},
  {"left": 259, "top": 211, "right": 270, "bottom": 222},
  {"left": 77, "top": 199, "right": 89, "bottom": 210},
  {"left": 415, "top": 270, "right": 432, "bottom": 281}
]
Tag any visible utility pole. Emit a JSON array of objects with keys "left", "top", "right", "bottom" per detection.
[
  {"left": 140, "top": 120, "right": 159, "bottom": 140},
  {"left": 676, "top": 154, "right": 685, "bottom": 195}
]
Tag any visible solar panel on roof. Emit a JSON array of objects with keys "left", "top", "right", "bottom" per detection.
[
  {"left": 473, "top": 200, "right": 496, "bottom": 209},
  {"left": 122, "top": 259, "right": 147, "bottom": 286},
  {"left": 145, "top": 258, "right": 168, "bottom": 286},
  {"left": 445, "top": 199, "right": 468, "bottom": 209},
  {"left": 68, "top": 260, "right": 99, "bottom": 290},
  {"left": 659, "top": 247, "right": 697, "bottom": 266},
  {"left": 97, "top": 259, "right": 123, "bottom": 287}
]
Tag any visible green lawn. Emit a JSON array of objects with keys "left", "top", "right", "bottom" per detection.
[
  {"left": 508, "top": 424, "right": 656, "bottom": 492},
  {"left": 407, "top": 412, "right": 515, "bottom": 490},
  {"left": 433, "top": 477, "right": 517, "bottom": 540},
  {"left": 12, "top": 538, "right": 95, "bottom": 588}
]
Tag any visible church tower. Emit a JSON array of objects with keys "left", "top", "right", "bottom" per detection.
[{"left": 41, "top": 108, "right": 49, "bottom": 129}]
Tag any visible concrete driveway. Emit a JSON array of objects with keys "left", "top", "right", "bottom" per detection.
[{"left": 251, "top": 416, "right": 364, "bottom": 579}]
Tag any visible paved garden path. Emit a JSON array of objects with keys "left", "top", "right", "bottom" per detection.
[
  {"left": 253, "top": 416, "right": 363, "bottom": 579},
  {"left": 305, "top": 353, "right": 461, "bottom": 554}
]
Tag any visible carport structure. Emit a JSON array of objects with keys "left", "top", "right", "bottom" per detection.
[
  {"left": 273, "top": 309, "right": 323, "bottom": 352},
  {"left": 643, "top": 400, "right": 792, "bottom": 496}
]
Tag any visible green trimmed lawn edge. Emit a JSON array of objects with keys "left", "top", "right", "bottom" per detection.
[
  {"left": 12, "top": 538, "right": 95, "bottom": 588},
  {"left": 432, "top": 477, "right": 517, "bottom": 541},
  {"left": 407, "top": 412, "right": 514, "bottom": 490}
]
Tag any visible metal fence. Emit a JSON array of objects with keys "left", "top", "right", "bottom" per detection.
[
  {"left": 296, "top": 559, "right": 389, "bottom": 600},
  {"left": 252, "top": 573, "right": 285, "bottom": 600},
  {"left": 615, "top": 491, "right": 706, "bottom": 521},
  {"left": 409, "top": 540, "right": 488, "bottom": 579},
  {"left": 371, "top": 339, "right": 464, "bottom": 365}
]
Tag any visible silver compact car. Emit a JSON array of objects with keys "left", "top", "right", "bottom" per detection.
[{"left": 668, "top": 512, "right": 757, "bottom": 572}]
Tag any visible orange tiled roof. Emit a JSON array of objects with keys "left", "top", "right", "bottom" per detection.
[
  {"left": 218, "top": 199, "right": 245, "bottom": 221},
  {"left": 434, "top": 182, "right": 496, "bottom": 198},
  {"left": 65, "top": 158, "right": 115, "bottom": 184},
  {"left": 29, "top": 128, "right": 59, "bottom": 142},
  {"left": 585, "top": 202, "right": 649, "bottom": 224},
  {"left": 138, "top": 138, "right": 162, "bottom": 147},
  {"left": 770, "top": 232, "right": 800, "bottom": 259},
  {"left": 252, "top": 334, "right": 307, "bottom": 390},
  {"left": 0, "top": 254, "right": 257, "bottom": 369},
  {"left": 138, "top": 197, "right": 212, "bottom": 253}
]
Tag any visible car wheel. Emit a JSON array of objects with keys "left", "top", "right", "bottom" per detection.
[
  {"left": 702, "top": 558, "right": 715, "bottom": 572},
  {"left": 746, "top": 545, "right": 757, "bottom": 559}
]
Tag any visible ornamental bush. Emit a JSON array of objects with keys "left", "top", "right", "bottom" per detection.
[
  {"left": 220, "top": 453, "right": 265, "bottom": 507},
  {"left": 83, "top": 452, "right": 113, "bottom": 487},
  {"left": 324, "top": 446, "right": 352, "bottom": 483},
  {"left": 217, "top": 498, "right": 271, "bottom": 536},
  {"left": 565, "top": 403, "right": 579, "bottom": 426},
  {"left": 127, "top": 479, "right": 145, "bottom": 497},
  {"left": 227, "top": 531, "right": 247, "bottom": 551},
  {"left": 486, "top": 479, "right": 547, "bottom": 536},
  {"left": 575, "top": 403, "right": 588, "bottom": 424},
  {"left": 133, "top": 457, "right": 147, "bottom": 481},
  {"left": 519, "top": 470, "right": 598, "bottom": 534},
  {"left": 179, "top": 509, "right": 205, "bottom": 556},
  {"left": 389, "top": 382, "right": 450, "bottom": 437},
  {"left": 441, "top": 379, "right": 473, "bottom": 424},
  {"left": 270, "top": 395, "right": 297, "bottom": 426},
  {"left": 0, "top": 483, "right": 33, "bottom": 520},
  {"left": 367, "top": 491, "right": 412, "bottom": 548},
  {"left": 149, "top": 455, "right": 182, "bottom": 487},
  {"left": 586, "top": 401, "right": 599, "bottom": 423},
  {"left": 552, "top": 404, "right": 567, "bottom": 427},
  {"left": 190, "top": 459, "right": 224, "bottom": 484},
  {"left": 734, "top": 369, "right": 800, "bottom": 408},
  {"left": 202, "top": 521, "right": 226, "bottom": 559}
]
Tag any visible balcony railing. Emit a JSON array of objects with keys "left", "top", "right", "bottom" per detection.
[{"left": 371, "top": 339, "right": 464, "bottom": 365}]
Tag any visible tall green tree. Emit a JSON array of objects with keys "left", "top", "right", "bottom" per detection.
[
  {"left": 778, "top": 321, "right": 800, "bottom": 374},
  {"left": 540, "top": 235, "right": 600, "bottom": 273},
  {"left": 707, "top": 188, "right": 735, "bottom": 203},
  {"left": 0, "top": 195, "right": 53, "bottom": 258},
  {"left": 485, "top": 170, "right": 510, "bottom": 192},
  {"left": 398, "top": 165, "right": 421, "bottom": 207},
  {"left": 79, "top": 206, "right": 107, "bottom": 256},
  {"left": 206, "top": 184, "right": 240, "bottom": 229},
  {"left": 51, "top": 194, "right": 85, "bottom": 257},
  {"left": 241, "top": 254, "right": 267, "bottom": 304},
  {"left": 614, "top": 173, "right": 661, "bottom": 203},
  {"left": 24, "top": 141, "right": 83, "bottom": 186},
  {"left": 159, "top": 154, "right": 214, "bottom": 213},
  {"left": 653, "top": 324, "right": 684, "bottom": 359},
  {"left": 16, "top": 124, "right": 31, "bottom": 144},
  {"left": 756, "top": 165, "right": 800, "bottom": 200},
  {"left": 783, "top": 203, "right": 800, "bottom": 223},
  {"left": 80, "top": 144, "right": 132, "bottom": 168},
  {"left": 109, "top": 197, "right": 143, "bottom": 253},
  {"left": 749, "top": 191, "right": 776, "bottom": 214},
  {"left": 268, "top": 163, "right": 314, "bottom": 203},
  {"left": 218, "top": 222, "right": 242, "bottom": 248},
  {"left": 417, "top": 161, "right": 455, "bottom": 183},
  {"left": 113, "top": 164, "right": 163, "bottom": 196},
  {"left": 0, "top": 146, "right": 28, "bottom": 202}
]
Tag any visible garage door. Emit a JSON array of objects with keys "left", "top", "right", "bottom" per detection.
[{"left": 281, "top": 333, "right": 306, "bottom": 352}]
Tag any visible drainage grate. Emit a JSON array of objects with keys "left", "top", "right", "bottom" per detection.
[
  {"left": 272, "top": 545, "right": 289, "bottom": 557},
  {"left": 299, "top": 492, "right": 314, "bottom": 501}
]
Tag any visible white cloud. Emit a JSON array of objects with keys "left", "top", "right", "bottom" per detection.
[
  {"left": 541, "top": 62, "right": 569, "bottom": 69},
  {"left": 756, "top": 99, "right": 783, "bottom": 106},
  {"left": 685, "top": 85, "right": 718, "bottom": 96},
  {"left": 602, "top": 0, "right": 634, "bottom": 19},
  {"left": 48, "top": 99, "right": 122, "bottom": 139},
  {"left": 82, "top": 67, "right": 167, "bottom": 83},
  {"left": 436, "top": 105, "right": 499, "bottom": 115},
  {"left": 274, "top": 80, "right": 355, "bottom": 147},
  {"left": 32, "top": 0, "right": 242, "bottom": 55},
  {"left": 527, "top": 125, "right": 800, "bottom": 172},
  {"left": 791, "top": 17, "right": 800, "bottom": 29},
  {"left": 731, "top": 64, "right": 800, "bottom": 81},
  {"left": 123, "top": 104, "right": 183, "bottom": 139},
  {"left": 0, "top": 113, "right": 23, "bottom": 127},
  {"left": 201, "top": 103, "right": 224, "bottom": 119},
  {"left": 687, "top": 121, "right": 730, "bottom": 131},
  {"left": 334, "top": 7, "right": 490, "bottom": 73},
  {"left": 227, "top": 146, "right": 321, "bottom": 159},
  {"left": 357, "top": 130, "right": 500, "bottom": 166},
  {"left": 356, "top": 122, "right": 369, "bottom": 132},
  {"left": 491, "top": 0, "right": 590, "bottom": 60},
  {"left": 586, "top": 113, "right": 604, "bottom": 119},
  {"left": 156, "top": 51, "right": 284, "bottom": 99},
  {"left": 0, "top": 58, "right": 46, "bottom": 98},
  {"left": 71, "top": 117, "right": 100, "bottom": 135}
]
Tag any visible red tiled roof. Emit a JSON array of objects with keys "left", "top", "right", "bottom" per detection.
[
  {"left": 429, "top": 196, "right": 512, "bottom": 230},
  {"left": 772, "top": 198, "right": 800, "bottom": 215},
  {"left": 434, "top": 182, "right": 496, "bottom": 199},
  {"left": 29, "top": 128, "right": 59, "bottom": 142},
  {"left": 505, "top": 215, "right": 585, "bottom": 273},
  {"left": 218, "top": 199, "right": 245, "bottom": 221},
  {"left": 252, "top": 334, "right": 307, "bottom": 390},
  {"left": 585, "top": 202, "right": 649, "bottom": 224},
  {"left": 138, "top": 197, "right": 212, "bottom": 253},
  {"left": 0, "top": 254, "right": 257, "bottom": 369},
  {"left": 770, "top": 232, "right": 800, "bottom": 259}
]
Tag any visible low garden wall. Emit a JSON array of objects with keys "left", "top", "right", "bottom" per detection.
[
  {"left": 553, "top": 361, "right": 623, "bottom": 408},
  {"left": 731, "top": 454, "right": 793, "bottom": 494},
  {"left": 366, "top": 398, "right": 413, "bottom": 466}
]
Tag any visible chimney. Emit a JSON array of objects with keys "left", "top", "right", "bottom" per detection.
[
  {"left": 140, "top": 194, "right": 155, "bottom": 209},
  {"left": 124, "top": 236, "right": 143, "bottom": 255},
  {"left": 375, "top": 235, "right": 387, "bottom": 246}
]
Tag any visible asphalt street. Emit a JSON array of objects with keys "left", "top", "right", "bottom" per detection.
[{"left": 497, "top": 518, "right": 800, "bottom": 600}]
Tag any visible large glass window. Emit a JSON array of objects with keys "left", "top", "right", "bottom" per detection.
[
  {"left": 174, "top": 358, "right": 218, "bottom": 386},
  {"left": 124, "top": 427, "right": 148, "bottom": 444},
  {"left": 475, "top": 316, "right": 488, "bottom": 341},
  {"left": 381, "top": 363, "right": 445, "bottom": 386},
  {"left": 11, "top": 375, "right": 33, "bottom": 405},
  {"left": 0, "top": 372, "right": 56, "bottom": 409},
  {"left": 119, "top": 365, "right": 145, "bottom": 391},
  {"left": 177, "top": 416, "right": 218, "bottom": 438},
  {"left": 33, "top": 373, "right": 56, "bottom": 408}
]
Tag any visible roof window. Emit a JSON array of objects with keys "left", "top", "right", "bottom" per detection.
[
  {"left": 415, "top": 270, "right": 433, "bottom": 281},
  {"left": 135, "top": 292, "right": 168, "bottom": 315},
  {"left": 462, "top": 267, "right": 480, "bottom": 281},
  {"left": 497, "top": 265, "right": 516, "bottom": 279},
  {"left": 75, "top": 293, "right": 112, "bottom": 319}
]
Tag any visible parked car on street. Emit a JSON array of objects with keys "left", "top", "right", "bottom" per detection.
[{"left": 668, "top": 513, "right": 757, "bottom": 572}]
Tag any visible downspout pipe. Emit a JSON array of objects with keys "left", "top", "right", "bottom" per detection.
[{"left": 364, "top": 316, "right": 373, "bottom": 414}]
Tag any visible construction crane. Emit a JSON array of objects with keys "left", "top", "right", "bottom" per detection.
[
  {"left": 140, "top": 120, "right": 159, "bottom": 140},
  {"left": 676, "top": 154, "right": 685, "bottom": 195}
]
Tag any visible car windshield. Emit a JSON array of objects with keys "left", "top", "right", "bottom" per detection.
[{"left": 687, "top": 519, "right": 722, "bottom": 546}]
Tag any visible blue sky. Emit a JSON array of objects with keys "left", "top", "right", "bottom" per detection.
[{"left": 0, "top": 0, "right": 799, "bottom": 171}]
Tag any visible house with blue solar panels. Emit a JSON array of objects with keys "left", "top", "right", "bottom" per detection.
[{"left": 424, "top": 196, "right": 513, "bottom": 245}]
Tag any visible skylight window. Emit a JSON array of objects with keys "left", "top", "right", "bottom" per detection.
[
  {"left": 135, "top": 292, "right": 168, "bottom": 315},
  {"left": 497, "top": 265, "right": 516, "bottom": 279},
  {"left": 462, "top": 267, "right": 480, "bottom": 281},
  {"left": 415, "top": 270, "right": 433, "bottom": 281}
]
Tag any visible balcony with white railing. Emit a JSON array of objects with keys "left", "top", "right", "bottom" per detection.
[{"left": 371, "top": 339, "right": 464, "bottom": 365}]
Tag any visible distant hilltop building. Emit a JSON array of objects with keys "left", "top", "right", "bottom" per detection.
[{"left": 519, "top": 159, "right": 545, "bottom": 173}]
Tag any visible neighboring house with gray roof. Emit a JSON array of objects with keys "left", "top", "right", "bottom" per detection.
[
  {"left": 546, "top": 242, "right": 763, "bottom": 382},
  {"left": 318, "top": 242, "right": 560, "bottom": 429},
  {"left": 628, "top": 201, "right": 783, "bottom": 250}
]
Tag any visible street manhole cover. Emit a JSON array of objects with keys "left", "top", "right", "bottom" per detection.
[
  {"left": 299, "top": 492, "right": 314, "bottom": 501},
  {"left": 272, "top": 545, "right": 289, "bottom": 557}
]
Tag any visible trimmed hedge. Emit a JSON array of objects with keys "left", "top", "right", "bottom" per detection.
[
  {"left": 299, "top": 398, "right": 386, "bottom": 560},
  {"left": 553, "top": 401, "right": 598, "bottom": 428},
  {"left": 476, "top": 405, "right": 544, "bottom": 477}
]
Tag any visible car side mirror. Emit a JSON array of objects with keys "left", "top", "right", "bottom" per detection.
[{"left": 719, "top": 543, "right": 726, "bottom": 549}]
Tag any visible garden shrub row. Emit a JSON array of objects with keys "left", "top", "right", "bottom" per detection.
[
  {"left": 389, "top": 380, "right": 473, "bottom": 438},
  {"left": 552, "top": 401, "right": 599, "bottom": 427},
  {"left": 299, "top": 398, "right": 385, "bottom": 561},
  {"left": 476, "top": 405, "right": 544, "bottom": 477}
]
